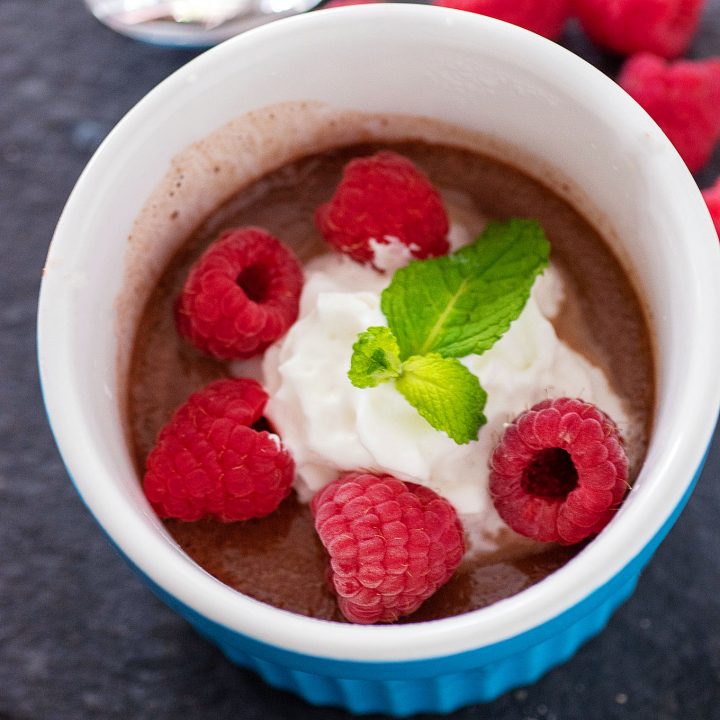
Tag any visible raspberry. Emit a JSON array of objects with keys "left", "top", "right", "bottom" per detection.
[
  {"left": 315, "top": 151, "right": 450, "bottom": 267},
  {"left": 618, "top": 53, "right": 720, "bottom": 173},
  {"left": 176, "top": 227, "right": 303, "bottom": 360},
  {"left": 311, "top": 472, "right": 465, "bottom": 624},
  {"left": 143, "top": 378, "right": 295, "bottom": 522},
  {"left": 489, "top": 398, "right": 629, "bottom": 545},
  {"left": 574, "top": 0, "right": 705, "bottom": 59},
  {"left": 432, "top": 0, "right": 571, "bottom": 40},
  {"left": 702, "top": 178, "right": 720, "bottom": 240}
]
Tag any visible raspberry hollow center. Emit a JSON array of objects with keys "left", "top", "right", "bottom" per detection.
[
  {"left": 521, "top": 448, "right": 578, "bottom": 499},
  {"left": 237, "top": 264, "right": 270, "bottom": 303}
]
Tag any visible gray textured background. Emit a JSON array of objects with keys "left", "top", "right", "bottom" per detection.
[{"left": 1, "top": 1, "right": 719, "bottom": 718}]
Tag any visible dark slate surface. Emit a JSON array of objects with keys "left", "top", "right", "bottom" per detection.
[{"left": 1, "top": 1, "right": 719, "bottom": 718}]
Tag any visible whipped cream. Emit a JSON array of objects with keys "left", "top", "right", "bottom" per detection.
[
  {"left": 368, "top": 237, "right": 416, "bottom": 272},
  {"left": 362, "top": 186, "right": 487, "bottom": 271},
  {"left": 254, "top": 255, "right": 628, "bottom": 525}
]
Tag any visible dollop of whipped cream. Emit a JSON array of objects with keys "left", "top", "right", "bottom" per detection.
[{"left": 255, "top": 257, "right": 628, "bottom": 515}]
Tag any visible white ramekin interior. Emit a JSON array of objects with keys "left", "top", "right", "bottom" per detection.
[{"left": 38, "top": 5, "right": 720, "bottom": 662}]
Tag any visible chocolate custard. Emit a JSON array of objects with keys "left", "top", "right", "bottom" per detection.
[{"left": 127, "top": 142, "right": 654, "bottom": 623}]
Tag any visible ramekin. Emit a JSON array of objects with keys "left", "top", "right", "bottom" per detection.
[{"left": 38, "top": 5, "right": 720, "bottom": 715}]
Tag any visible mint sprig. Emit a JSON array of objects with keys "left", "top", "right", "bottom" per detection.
[
  {"left": 348, "top": 219, "right": 550, "bottom": 444},
  {"left": 381, "top": 219, "right": 549, "bottom": 359}
]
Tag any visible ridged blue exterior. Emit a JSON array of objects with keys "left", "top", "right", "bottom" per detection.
[{"left": 126, "top": 459, "right": 705, "bottom": 716}]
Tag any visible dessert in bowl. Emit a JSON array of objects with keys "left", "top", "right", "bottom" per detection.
[
  {"left": 38, "top": 5, "right": 720, "bottom": 714},
  {"left": 130, "top": 138, "right": 651, "bottom": 623}
]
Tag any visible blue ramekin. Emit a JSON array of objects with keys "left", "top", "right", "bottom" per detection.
[{"left": 38, "top": 6, "right": 720, "bottom": 715}]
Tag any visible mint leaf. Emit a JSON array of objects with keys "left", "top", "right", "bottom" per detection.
[
  {"left": 396, "top": 354, "right": 487, "bottom": 444},
  {"left": 381, "top": 219, "right": 550, "bottom": 359},
  {"left": 348, "top": 326, "right": 402, "bottom": 388}
]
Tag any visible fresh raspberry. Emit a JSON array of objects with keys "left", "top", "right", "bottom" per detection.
[
  {"left": 702, "top": 178, "right": 720, "bottom": 240},
  {"left": 315, "top": 151, "right": 450, "bottom": 267},
  {"left": 432, "top": 0, "right": 571, "bottom": 40},
  {"left": 311, "top": 472, "right": 465, "bottom": 624},
  {"left": 574, "top": 0, "right": 705, "bottom": 59},
  {"left": 489, "top": 398, "right": 629, "bottom": 545},
  {"left": 618, "top": 53, "right": 720, "bottom": 173},
  {"left": 143, "top": 378, "right": 295, "bottom": 522},
  {"left": 176, "top": 227, "right": 303, "bottom": 360}
]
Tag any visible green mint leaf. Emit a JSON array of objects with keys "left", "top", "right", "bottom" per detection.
[
  {"left": 381, "top": 219, "right": 550, "bottom": 359},
  {"left": 395, "top": 354, "right": 487, "bottom": 444},
  {"left": 348, "top": 326, "right": 402, "bottom": 388}
]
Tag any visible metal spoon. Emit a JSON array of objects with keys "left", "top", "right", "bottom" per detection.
[{"left": 85, "top": 0, "right": 324, "bottom": 47}]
